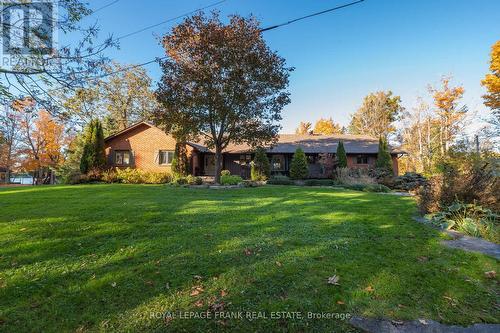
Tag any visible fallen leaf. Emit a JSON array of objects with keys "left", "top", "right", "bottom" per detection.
[
  {"left": 417, "top": 256, "right": 428, "bottom": 262},
  {"left": 275, "top": 261, "right": 282, "bottom": 267},
  {"left": 364, "top": 285, "right": 374, "bottom": 292},
  {"left": 111, "top": 282, "right": 117, "bottom": 288},
  {"left": 209, "top": 301, "right": 225, "bottom": 312},
  {"left": 243, "top": 248, "right": 252, "bottom": 256},
  {"left": 419, "top": 319, "right": 428, "bottom": 325},
  {"left": 193, "top": 275, "right": 203, "bottom": 280},
  {"left": 145, "top": 280, "right": 154, "bottom": 286},
  {"left": 164, "top": 316, "right": 173, "bottom": 326},
  {"left": 485, "top": 271, "right": 496, "bottom": 279},
  {"left": 20, "top": 228, "right": 27, "bottom": 231},
  {"left": 327, "top": 275, "right": 340, "bottom": 285},
  {"left": 190, "top": 286, "right": 204, "bottom": 296},
  {"left": 193, "top": 299, "right": 204, "bottom": 307},
  {"left": 391, "top": 320, "right": 404, "bottom": 325},
  {"left": 220, "top": 289, "right": 228, "bottom": 297},
  {"left": 165, "top": 283, "right": 170, "bottom": 289},
  {"left": 398, "top": 304, "right": 406, "bottom": 308},
  {"left": 336, "top": 300, "right": 345, "bottom": 305}
]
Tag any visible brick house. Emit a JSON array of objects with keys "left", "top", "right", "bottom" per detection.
[{"left": 104, "top": 122, "right": 403, "bottom": 178}]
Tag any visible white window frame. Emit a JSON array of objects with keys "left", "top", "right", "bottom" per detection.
[{"left": 159, "top": 150, "right": 175, "bottom": 165}]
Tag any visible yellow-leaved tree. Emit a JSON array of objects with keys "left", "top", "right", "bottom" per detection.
[
  {"left": 482, "top": 40, "right": 500, "bottom": 112},
  {"left": 313, "top": 118, "right": 342, "bottom": 135}
]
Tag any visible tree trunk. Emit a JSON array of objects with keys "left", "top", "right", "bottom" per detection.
[{"left": 214, "top": 145, "right": 223, "bottom": 184}]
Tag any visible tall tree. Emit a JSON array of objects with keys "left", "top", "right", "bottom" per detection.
[
  {"left": 0, "top": 1, "right": 114, "bottom": 112},
  {"left": 400, "top": 100, "right": 436, "bottom": 173},
  {"left": 376, "top": 137, "right": 393, "bottom": 174},
  {"left": 481, "top": 40, "right": 500, "bottom": 136},
  {"left": 19, "top": 109, "right": 67, "bottom": 184},
  {"left": 0, "top": 102, "right": 24, "bottom": 183},
  {"left": 295, "top": 121, "right": 312, "bottom": 135},
  {"left": 80, "top": 120, "right": 106, "bottom": 173},
  {"left": 154, "top": 13, "right": 292, "bottom": 183},
  {"left": 481, "top": 40, "right": 500, "bottom": 114},
  {"left": 313, "top": 118, "right": 342, "bottom": 135},
  {"left": 429, "top": 77, "right": 466, "bottom": 156},
  {"left": 349, "top": 91, "right": 403, "bottom": 138},
  {"left": 336, "top": 141, "right": 347, "bottom": 168},
  {"left": 101, "top": 63, "right": 158, "bottom": 132}
]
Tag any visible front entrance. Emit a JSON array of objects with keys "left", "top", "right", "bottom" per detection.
[{"left": 204, "top": 155, "right": 216, "bottom": 175}]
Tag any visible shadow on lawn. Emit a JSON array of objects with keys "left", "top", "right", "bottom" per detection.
[{"left": 0, "top": 185, "right": 498, "bottom": 332}]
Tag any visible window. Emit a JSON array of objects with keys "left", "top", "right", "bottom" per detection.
[
  {"left": 115, "top": 150, "right": 131, "bottom": 166},
  {"left": 271, "top": 155, "right": 285, "bottom": 171},
  {"left": 159, "top": 150, "right": 174, "bottom": 165},
  {"left": 239, "top": 154, "right": 251, "bottom": 165},
  {"left": 356, "top": 155, "right": 369, "bottom": 164}
]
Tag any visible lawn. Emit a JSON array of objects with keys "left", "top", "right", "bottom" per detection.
[{"left": 0, "top": 185, "right": 498, "bottom": 332}]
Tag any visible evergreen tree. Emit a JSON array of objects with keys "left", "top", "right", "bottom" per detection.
[
  {"left": 80, "top": 119, "right": 106, "bottom": 173},
  {"left": 251, "top": 147, "right": 271, "bottom": 180},
  {"left": 290, "top": 148, "right": 308, "bottom": 179},
  {"left": 376, "top": 137, "right": 393, "bottom": 174},
  {"left": 336, "top": 141, "right": 347, "bottom": 168}
]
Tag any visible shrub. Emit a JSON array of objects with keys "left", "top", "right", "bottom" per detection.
[
  {"left": 290, "top": 148, "right": 308, "bottom": 179},
  {"left": 113, "top": 168, "right": 171, "bottom": 184},
  {"left": 304, "top": 179, "right": 335, "bottom": 186},
  {"left": 335, "top": 167, "right": 375, "bottom": 186},
  {"left": 418, "top": 154, "right": 498, "bottom": 213},
  {"left": 172, "top": 176, "right": 188, "bottom": 185},
  {"left": 336, "top": 141, "right": 347, "bottom": 168},
  {"left": 220, "top": 174, "right": 243, "bottom": 185},
  {"left": 428, "top": 201, "right": 499, "bottom": 243},
  {"left": 221, "top": 170, "right": 231, "bottom": 176},
  {"left": 376, "top": 137, "right": 393, "bottom": 174},
  {"left": 194, "top": 176, "right": 203, "bottom": 185},
  {"left": 143, "top": 171, "right": 171, "bottom": 184},
  {"left": 242, "top": 180, "right": 264, "bottom": 187},
  {"left": 101, "top": 169, "right": 119, "bottom": 183},
  {"left": 267, "top": 175, "right": 294, "bottom": 185},
  {"left": 115, "top": 168, "right": 143, "bottom": 184},
  {"left": 251, "top": 147, "right": 271, "bottom": 181}
]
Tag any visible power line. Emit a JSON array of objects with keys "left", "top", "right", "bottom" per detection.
[
  {"left": 260, "top": 0, "right": 365, "bottom": 32},
  {"left": 92, "top": 0, "right": 121, "bottom": 14},
  {"left": 115, "top": 0, "right": 227, "bottom": 41},
  {"left": 55, "top": 0, "right": 365, "bottom": 89}
]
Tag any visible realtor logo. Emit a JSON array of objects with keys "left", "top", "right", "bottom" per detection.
[{"left": 1, "top": 1, "right": 55, "bottom": 55}]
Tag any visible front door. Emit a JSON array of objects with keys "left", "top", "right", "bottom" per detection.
[{"left": 204, "top": 155, "right": 216, "bottom": 175}]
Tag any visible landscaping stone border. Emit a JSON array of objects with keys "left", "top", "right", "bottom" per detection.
[{"left": 412, "top": 216, "right": 500, "bottom": 259}]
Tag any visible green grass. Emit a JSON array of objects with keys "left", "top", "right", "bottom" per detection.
[{"left": 0, "top": 185, "right": 498, "bottom": 332}]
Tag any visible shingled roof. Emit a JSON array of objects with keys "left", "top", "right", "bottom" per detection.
[
  {"left": 195, "top": 134, "right": 403, "bottom": 154},
  {"left": 104, "top": 122, "right": 403, "bottom": 155}
]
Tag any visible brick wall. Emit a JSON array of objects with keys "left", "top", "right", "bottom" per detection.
[{"left": 104, "top": 124, "right": 178, "bottom": 173}]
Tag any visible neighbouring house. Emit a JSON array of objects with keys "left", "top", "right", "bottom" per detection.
[{"left": 104, "top": 122, "right": 404, "bottom": 179}]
